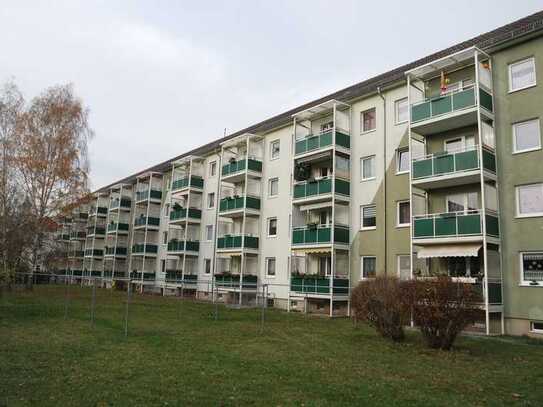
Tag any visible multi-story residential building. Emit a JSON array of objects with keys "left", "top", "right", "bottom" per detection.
[{"left": 65, "top": 11, "right": 543, "bottom": 336}]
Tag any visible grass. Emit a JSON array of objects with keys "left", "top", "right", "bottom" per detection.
[{"left": 1, "top": 286, "right": 542, "bottom": 406}]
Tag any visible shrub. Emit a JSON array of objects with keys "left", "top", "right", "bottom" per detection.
[
  {"left": 408, "top": 277, "right": 483, "bottom": 350},
  {"left": 351, "top": 277, "right": 411, "bottom": 342}
]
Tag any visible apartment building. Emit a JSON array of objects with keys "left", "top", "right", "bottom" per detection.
[{"left": 58, "top": 11, "right": 543, "bottom": 336}]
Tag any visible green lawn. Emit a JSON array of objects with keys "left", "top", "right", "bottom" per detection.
[{"left": 1, "top": 286, "right": 542, "bottom": 406}]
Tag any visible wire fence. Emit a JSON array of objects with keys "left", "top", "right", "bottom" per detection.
[{"left": 1, "top": 272, "right": 354, "bottom": 338}]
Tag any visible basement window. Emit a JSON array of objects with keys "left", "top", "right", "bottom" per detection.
[{"left": 530, "top": 321, "right": 543, "bottom": 334}]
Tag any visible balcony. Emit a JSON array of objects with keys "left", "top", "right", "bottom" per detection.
[
  {"left": 105, "top": 246, "right": 128, "bottom": 256},
  {"left": 133, "top": 216, "right": 160, "bottom": 229},
  {"left": 131, "top": 244, "right": 158, "bottom": 255},
  {"left": 130, "top": 271, "right": 156, "bottom": 281},
  {"left": 110, "top": 198, "right": 131, "bottom": 210},
  {"left": 165, "top": 271, "right": 198, "bottom": 284},
  {"left": 107, "top": 222, "right": 130, "bottom": 233},
  {"left": 135, "top": 189, "right": 162, "bottom": 202},
  {"left": 169, "top": 208, "right": 202, "bottom": 223},
  {"left": 413, "top": 210, "right": 499, "bottom": 243},
  {"left": 291, "top": 225, "right": 349, "bottom": 246},
  {"left": 294, "top": 130, "right": 350, "bottom": 156},
  {"left": 290, "top": 277, "right": 349, "bottom": 295},
  {"left": 172, "top": 176, "right": 204, "bottom": 191},
  {"left": 217, "top": 234, "right": 259, "bottom": 250},
  {"left": 410, "top": 87, "right": 493, "bottom": 135},
  {"left": 219, "top": 195, "right": 260, "bottom": 216},
  {"left": 87, "top": 225, "right": 106, "bottom": 236},
  {"left": 167, "top": 240, "right": 200, "bottom": 254},
  {"left": 293, "top": 177, "right": 350, "bottom": 203},
  {"left": 215, "top": 274, "right": 257, "bottom": 289},
  {"left": 90, "top": 207, "right": 108, "bottom": 217},
  {"left": 412, "top": 147, "right": 496, "bottom": 189},
  {"left": 84, "top": 248, "right": 103, "bottom": 257},
  {"left": 221, "top": 158, "right": 262, "bottom": 180}
]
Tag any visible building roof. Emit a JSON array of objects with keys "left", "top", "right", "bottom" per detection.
[{"left": 97, "top": 10, "right": 543, "bottom": 193}]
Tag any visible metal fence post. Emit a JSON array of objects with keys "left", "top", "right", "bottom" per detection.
[{"left": 124, "top": 280, "right": 131, "bottom": 337}]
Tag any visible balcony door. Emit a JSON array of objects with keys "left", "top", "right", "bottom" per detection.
[
  {"left": 446, "top": 192, "right": 478, "bottom": 214},
  {"left": 444, "top": 134, "right": 475, "bottom": 153}
]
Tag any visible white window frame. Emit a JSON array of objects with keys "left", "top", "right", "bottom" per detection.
[
  {"left": 530, "top": 321, "right": 543, "bottom": 333},
  {"left": 395, "top": 97, "right": 408, "bottom": 125},
  {"left": 207, "top": 192, "right": 215, "bottom": 209},
  {"left": 204, "top": 258, "right": 212, "bottom": 274},
  {"left": 397, "top": 255, "right": 411, "bottom": 280},
  {"left": 270, "top": 139, "right": 280, "bottom": 160},
  {"left": 519, "top": 251, "right": 543, "bottom": 286},
  {"left": 268, "top": 177, "right": 279, "bottom": 198},
  {"left": 266, "top": 257, "right": 276, "bottom": 278},
  {"left": 267, "top": 217, "right": 277, "bottom": 237},
  {"left": 361, "top": 108, "right": 376, "bottom": 134},
  {"left": 360, "top": 155, "right": 376, "bottom": 181},
  {"left": 396, "top": 200, "right": 410, "bottom": 228},
  {"left": 516, "top": 183, "right": 543, "bottom": 218},
  {"left": 360, "top": 204, "right": 377, "bottom": 231},
  {"left": 396, "top": 148, "right": 410, "bottom": 175},
  {"left": 205, "top": 225, "right": 214, "bottom": 242},
  {"left": 512, "top": 119, "right": 541, "bottom": 154},
  {"left": 209, "top": 160, "right": 217, "bottom": 177},
  {"left": 360, "top": 256, "right": 377, "bottom": 280},
  {"left": 508, "top": 57, "right": 537, "bottom": 93}
]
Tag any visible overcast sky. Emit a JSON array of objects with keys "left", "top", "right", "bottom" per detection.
[{"left": 1, "top": 1, "right": 541, "bottom": 189}]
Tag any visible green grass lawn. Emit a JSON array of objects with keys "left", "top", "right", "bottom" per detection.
[{"left": 1, "top": 286, "right": 542, "bottom": 406}]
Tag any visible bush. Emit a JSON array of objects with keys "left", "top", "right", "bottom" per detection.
[
  {"left": 351, "top": 277, "right": 411, "bottom": 342},
  {"left": 408, "top": 277, "right": 483, "bottom": 350}
]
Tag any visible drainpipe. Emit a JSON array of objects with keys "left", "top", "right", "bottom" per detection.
[{"left": 377, "top": 86, "right": 387, "bottom": 276}]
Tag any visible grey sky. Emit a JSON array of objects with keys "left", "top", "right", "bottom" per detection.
[{"left": 1, "top": 1, "right": 541, "bottom": 189}]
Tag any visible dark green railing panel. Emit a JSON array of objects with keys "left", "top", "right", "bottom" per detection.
[
  {"left": 307, "top": 181, "right": 318, "bottom": 196},
  {"left": 97, "top": 207, "right": 108, "bottom": 215},
  {"left": 167, "top": 240, "right": 200, "bottom": 252},
  {"left": 411, "top": 88, "right": 478, "bottom": 123},
  {"left": 217, "top": 235, "right": 258, "bottom": 249},
  {"left": 293, "top": 184, "right": 305, "bottom": 199},
  {"left": 246, "top": 196, "right": 261, "bottom": 210},
  {"left": 305, "top": 228, "right": 317, "bottom": 243},
  {"left": 317, "top": 227, "right": 331, "bottom": 242},
  {"left": 222, "top": 158, "right": 262, "bottom": 176},
  {"left": 292, "top": 226, "right": 348, "bottom": 245},
  {"left": 134, "top": 216, "right": 160, "bottom": 227},
  {"left": 292, "top": 229, "right": 304, "bottom": 244},
  {"left": 247, "top": 158, "right": 262, "bottom": 172},
  {"left": 85, "top": 249, "right": 103, "bottom": 257},
  {"left": 411, "top": 102, "right": 431, "bottom": 122},
  {"left": 452, "top": 87, "right": 475, "bottom": 110},
  {"left": 150, "top": 190, "right": 162, "bottom": 200},
  {"left": 432, "top": 96, "right": 452, "bottom": 116},
  {"left": 485, "top": 214, "right": 500, "bottom": 237},
  {"left": 479, "top": 89, "right": 493, "bottom": 112},
  {"left": 244, "top": 236, "right": 259, "bottom": 249},
  {"left": 455, "top": 150, "right": 478, "bottom": 172},
  {"left": 412, "top": 159, "right": 433, "bottom": 179},
  {"left": 435, "top": 215, "right": 458, "bottom": 236},
  {"left": 433, "top": 154, "right": 454, "bottom": 174},
  {"left": 488, "top": 282, "right": 502, "bottom": 304},
  {"left": 336, "top": 132, "right": 350, "bottom": 149},
  {"left": 457, "top": 214, "right": 481, "bottom": 235},
  {"left": 414, "top": 218, "right": 434, "bottom": 238},
  {"left": 215, "top": 274, "right": 258, "bottom": 288},
  {"left": 170, "top": 208, "right": 202, "bottom": 221},
  {"left": 319, "top": 178, "right": 332, "bottom": 194},
  {"left": 334, "top": 178, "right": 350, "bottom": 196},
  {"left": 295, "top": 130, "right": 348, "bottom": 155},
  {"left": 482, "top": 149, "right": 496, "bottom": 173},
  {"left": 334, "top": 227, "right": 349, "bottom": 243},
  {"left": 106, "top": 247, "right": 127, "bottom": 255},
  {"left": 172, "top": 176, "right": 204, "bottom": 191},
  {"left": 132, "top": 244, "right": 158, "bottom": 254},
  {"left": 290, "top": 277, "right": 349, "bottom": 294}
]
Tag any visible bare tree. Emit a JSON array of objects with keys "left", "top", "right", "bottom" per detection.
[{"left": 14, "top": 84, "right": 94, "bottom": 275}]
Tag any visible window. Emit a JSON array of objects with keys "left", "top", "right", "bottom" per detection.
[
  {"left": 361, "top": 108, "right": 376, "bottom": 132},
  {"left": 204, "top": 258, "right": 212, "bottom": 274},
  {"left": 397, "top": 255, "right": 410, "bottom": 281},
  {"left": 266, "top": 257, "right": 276, "bottom": 277},
  {"left": 270, "top": 140, "right": 280, "bottom": 160},
  {"left": 162, "top": 231, "right": 168, "bottom": 245},
  {"left": 361, "top": 256, "right": 376, "bottom": 279},
  {"left": 319, "top": 256, "right": 332, "bottom": 277},
  {"left": 320, "top": 121, "right": 333, "bottom": 133},
  {"left": 509, "top": 57, "right": 536, "bottom": 92},
  {"left": 396, "top": 148, "right": 409, "bottom": 174},
  {"left": 447, "top": 192, "right": 478, "bottom": 213},
  {"left": 531, "top": 322, "right": 543, "bottom": 333},
  {"left": 205, "top": 225, "right": 214, "bottom": 241},
  {"left": 268, "top": 177, "right": 279, "bottom": 197},
  {"left": 361, "top": 205, "right": 376, "bottom": 230},
  {"left": 395, "top": 98, "right": 408, "bottom": 124},
  {"left": 520, "top": 252, "right": 543, "bottom": 286},
  {"left": 513, "top": 119, "right": 541, "bottom": 153},
  {"left": 397, "top": 201, "right": 410, "bottom": 227},
  {"left": 267, "top": 217, "right": 277, "bottom": 237},
  {"left": 335, "top": 155, "right": 350, "bottom": 173},
  {"left": 361, "top": 156, "right": 375, "bottom": 180},
  {"left": 516, "top": 184, "right": 543, "bottom": 217},
  {"left": 207, "top": 192, "right": 215, "bottom": 209},
  {"left": 209, "top": 161, "right": 217, "bottom": 177},
  {"left": 164, "top": 203, "right": 170, "bottom": 218}
]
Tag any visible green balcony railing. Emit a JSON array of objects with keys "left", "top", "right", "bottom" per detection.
[
  {"left": 172, "top": 176, "right": 204, "bottom": 191},
  {"left": 135, "top": 189, "right": 162, "bottom": 202},
  {"left": 131, "top": 244, "right": 158, "bottom": 254},
  {"left": 134, "top": 216, "right": 160, "bottom": 228},
  {"left": 291, "top": 224, "right": 349, "bottom": 245},
  {"left": 294, "top": 130, "right": 350, "bottom": 156},
  {"left": 105, "top": 246, "right": 127, "bottom": 256},
  {"left": 219, "top": 195, "right": 261, "bottom": 213},
  {"left": 411, "top": 87, "right": 493, "bottom": 123},
  {"left": 413, "top": 210, "right": 499, "bottom": 239},
  {"left": 169, "top": 207, "right": 202, "bottom": 221},
  {"left": 412, "top": 147, "right": 496, "bottom": 180},
  {"left": 167, "top": 240, "right": 200, "bottom": 253},
  {"left": 84, "top": 249, "right": 103, "bottom": 257},
  {"left": 130, "top": 271, "right": 156, "bottom": 281},
  {"left": 217, "top": 235, "right": 259, "bottom": 250},
  {"left": 107, "top": 222, "right": 129, "bottom": 232},
  {"left": 293, "top": 177, "right": 350, "bottom": 200},
  {"left": 221, "top": 158, "right": 263, "bottom": 177},
  {"left": 110, "top": 198, "right": 131, "bottom": 210},
  {"left": 290, "top": 277, "right": 349, "bottom": 295},
  {"left": 165, "top": 271, "right": 198, "bottom": 284},
  {"left": 215, "top": 274, "right": 257, "bottom": 289},
  {"left": 87, "top": 225, "right": 106, "bottom": 236}
]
